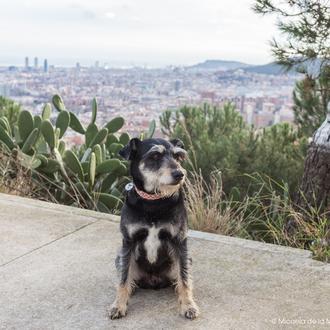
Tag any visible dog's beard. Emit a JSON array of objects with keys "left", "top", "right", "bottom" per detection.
[
  {"left": 145, "top": 178, "right": 183, "bottom": 196},
  {"left": 139, "top": 161, "right": 186, "bottom": 196},
  {"left": 158, "top": 182, "right": 182, "bottom": 196}
]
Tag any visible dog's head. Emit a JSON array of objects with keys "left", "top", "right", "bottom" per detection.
[{"left": 119, "top": 138, "right": 187, "bottom": 196}]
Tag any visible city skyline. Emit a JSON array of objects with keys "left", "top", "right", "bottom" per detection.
[
  {"left": 1, "top": 55, "right": 278, "bottom": 69},
  {"left": 0, "top": 0, "right": 279, "bottom": 67}
]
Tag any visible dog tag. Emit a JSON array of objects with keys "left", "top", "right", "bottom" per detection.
[{"left": 125, "top": 182, "right": 134, "bottom": 192}]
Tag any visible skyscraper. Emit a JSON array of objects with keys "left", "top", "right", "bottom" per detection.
[
  {"left": 174, "top": 80, "right": 181, "bottom": 92},
  {"left": 43, "top": 59, "right": 48, "bottom": 73},
  {"left": 25, "top": 57, "right": 29, "bottom": 69},
  {"left": 34, "top": 57, "right": 38, "bottom": 69}
]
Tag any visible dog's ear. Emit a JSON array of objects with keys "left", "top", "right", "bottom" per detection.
[
  {"left": 119, "top": 138, "right": 141, "bottom": 160},
  {"left": 170, "top": 138, "right": 185, "bottom": 149}
]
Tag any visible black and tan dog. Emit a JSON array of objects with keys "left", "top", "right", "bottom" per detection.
[{"left": 109, "top": 137, "right": 199, "bottom": 320}]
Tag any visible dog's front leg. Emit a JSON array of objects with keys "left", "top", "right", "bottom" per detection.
[
  {"left": 175, "top": 238, "right": 200, "bottom": 320},
  {"left": 109, "top": 241, "right": 135, "bottom": 320}
]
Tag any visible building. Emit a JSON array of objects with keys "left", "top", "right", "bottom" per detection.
[
  {"left": 262, "top": 102, "right": 275, "bottom": 114},
  {"left": 24, "top": 57, "right": 29, "bottom": 69},
  {"left": 255, "top": 111, "right": 274, "bottom": 128},
  {"left": 43, "top": 59, "right": 48, "bottom": 73},
  {"left": 274, "top": 110, "right": 281, "bottom": 124},
  {"left": 174, "top": 80, "right": 181, "bottom": 92},
  {"left": 34, "top": 57, "right": 38, "bottom": 69},
  {"left": 244, "top": 103, "right": 255, "bottom": 125},
  {"left": 279, "top": 106, "right": 295, "bottom": 123},
  {"left": 0, "top": 84, "right": 10, "bottom": 97}
]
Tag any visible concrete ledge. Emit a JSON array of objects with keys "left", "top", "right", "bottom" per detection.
[
  {"left": 1, "top": 193, "right": 329, "bottom": 329},
  {"left": 0, "top": 193, "right": 119, "bottom": 222},
  {"left": 189, "top": 230, "right": 312, "bottom": 258}
]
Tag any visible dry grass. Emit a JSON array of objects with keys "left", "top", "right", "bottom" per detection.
[
  {"left": 185, "top": 170, "right": 330, "bottom": 262},
  {"left": 0, "top": 146, "right": 35, "bottom": 197},
  {"left": 259, "top": 202, "right": 330, "bottom": 262},
  {"left": 184, "top": 170, "right": 251, "bottom": 238},
  {"left": 0, "top": 144, "right": 121, "bottom": 213}
]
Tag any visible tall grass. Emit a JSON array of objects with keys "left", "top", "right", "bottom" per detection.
[
  {"left": 185, "top": 170, "right": 251, "bottom": 238},
  {"left": 185, "top": 171, "right": 330, "bottom": 262}
]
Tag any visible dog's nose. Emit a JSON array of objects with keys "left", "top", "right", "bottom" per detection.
[{"left": 172, "top": 170, "right": 184, "bottom": 181}]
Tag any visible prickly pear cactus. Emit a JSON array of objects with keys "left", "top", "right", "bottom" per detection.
[
  {"left": 139, "top": 119, "right": 156, "bottom": 140},
  {"left": 0, "top": 95, "right": 130, "bottom": 213}
]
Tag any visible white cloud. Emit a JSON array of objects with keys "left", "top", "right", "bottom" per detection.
[{"left": 105, "top": 12, "right": 115, "bottom": 19}]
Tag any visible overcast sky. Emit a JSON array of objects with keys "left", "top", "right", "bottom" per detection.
[{"left": 0, "top": 0, "right": 279, "bottom": 67}]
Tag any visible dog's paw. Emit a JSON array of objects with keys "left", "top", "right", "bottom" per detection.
[
  {"left": 184, "top": 307, "right": 199, "bottom": 320},
  {"left": 181, "top": 304, "right": 199, "bottom": 320},
  {"left": 108, "top": 305, "right": 127, "bottom": 320}
]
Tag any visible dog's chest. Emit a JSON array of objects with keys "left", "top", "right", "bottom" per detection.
[
  {"left": 127, "top": 223, "right": 176, "bottom": 264},
  {"left": 143, "top": 225, "right": 162, "bottom": 264}
]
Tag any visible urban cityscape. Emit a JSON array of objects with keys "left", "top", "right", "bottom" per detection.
[{"left": 0, "top": 56, "right": 299, "bottom": 143}]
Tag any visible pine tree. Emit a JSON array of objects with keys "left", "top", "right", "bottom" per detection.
[
  {"left": 253, "top": 0, "right": 330, "bottom": 135},
  {"left": 160, "top": 104, "right": 306, "bottom": 197},
  {"left": 253, "top": 0, "right": 329, "bottom": 72},
  {"left": 293, "top": 67, "right": 330, "bottom": 136}
]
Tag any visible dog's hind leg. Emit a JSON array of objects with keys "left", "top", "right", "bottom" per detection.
[
  {"left": 174, "top": 238, "right": 199, "bottom": 320},
  {"left": 109, "top": 244, "right": 138, "bottom": 319}
]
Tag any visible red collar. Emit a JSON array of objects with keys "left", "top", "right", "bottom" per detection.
[{"left": 134, "top": 186, "right": 166, "bottom": 200}]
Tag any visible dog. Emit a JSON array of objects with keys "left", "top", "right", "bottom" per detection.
[{"left": 109, "top": 137, "right": 199, "bottom": 320}]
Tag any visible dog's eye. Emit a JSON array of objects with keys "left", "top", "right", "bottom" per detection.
[
  {"left": 133, "top": 228, "right": 148, "bottom": 241},
  {"left": 173, "top": 153, "right": 185, "bottom": 162},
  {"left": 149, "top": 151, "right": 162, "bottom": 161}
]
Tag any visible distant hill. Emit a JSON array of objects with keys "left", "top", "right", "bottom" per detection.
[
  {"left": 188, "top": 59, "right": 315, "bottom": 75},
  {"left": 242, "top": 60, "right": 324, "bottom": 76},
  {"left": 242, "top": 62, "right": 294, "bottom": 75},
  {"left": 188, "top": 59, "right": 251, "bottom": 71}
]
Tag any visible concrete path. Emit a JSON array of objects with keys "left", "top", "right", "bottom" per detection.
[{"left": 0, "top": 193, "right": 329, "bottom": 330}]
